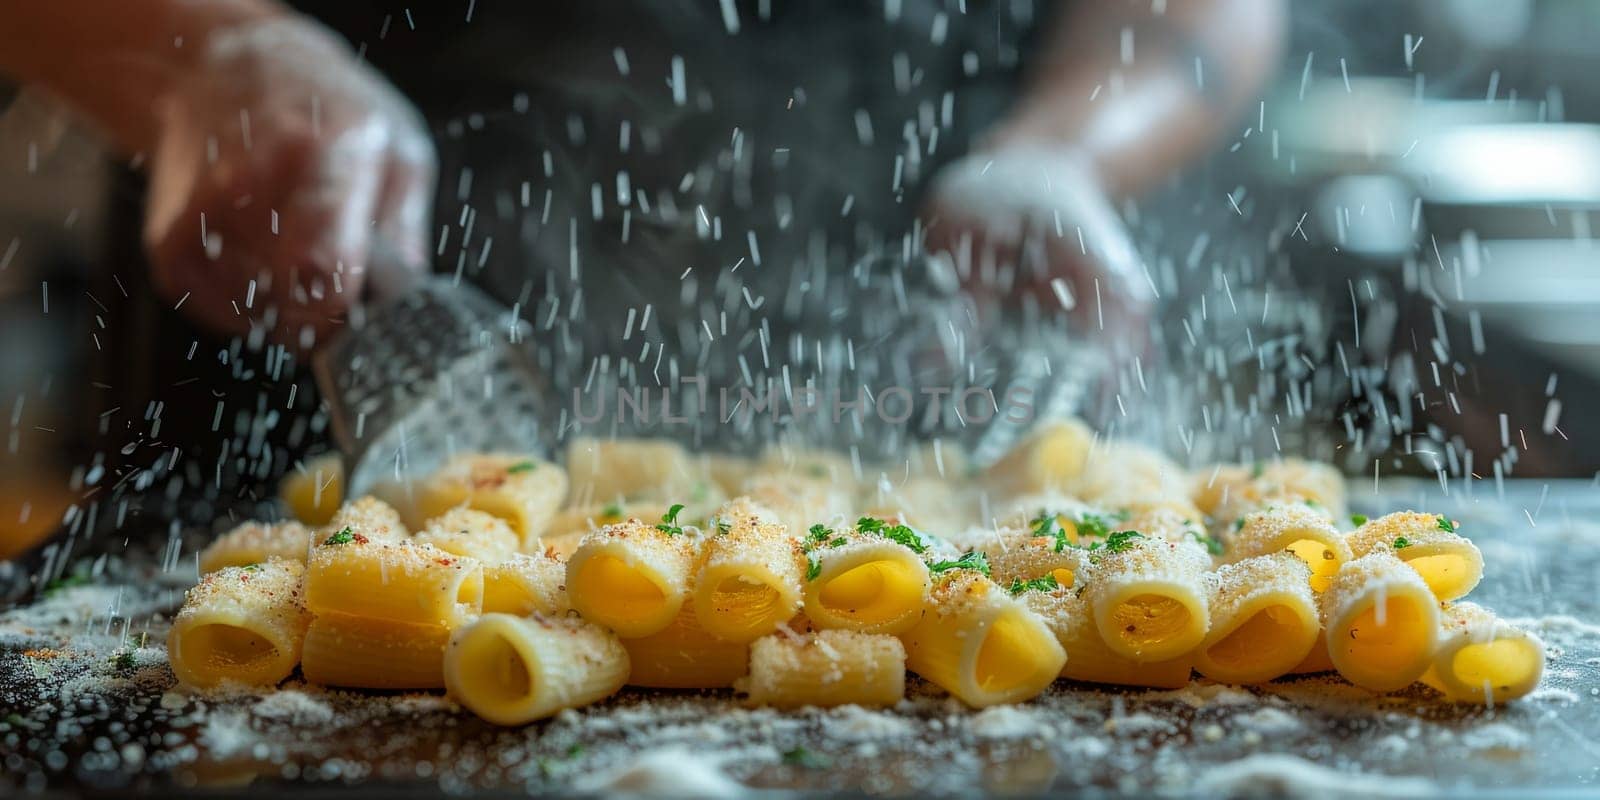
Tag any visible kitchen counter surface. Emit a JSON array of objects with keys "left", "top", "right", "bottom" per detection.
[{"left": 2, "top": 478, "right": 1597, "bottom": 796}]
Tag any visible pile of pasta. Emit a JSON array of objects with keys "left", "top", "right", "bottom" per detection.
[{"left": 167, "top": 421, "right": 1544, "bottom": 727}]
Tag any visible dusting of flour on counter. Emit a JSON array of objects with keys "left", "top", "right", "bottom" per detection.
[
  {"left": 575, "top": 747, "right": 745, "bottom": 798},
  {"left": 1192, "top": 754, "right": 1438, "bottom": 798}
]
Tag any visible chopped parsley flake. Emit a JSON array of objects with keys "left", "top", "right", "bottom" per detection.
[
  {"left": 241, "top": 564, "right": 262, "bottom": 572},
  {"left": 806, "top": 524, "right": 833, "bottom": 546},
  {"left": 1077, "top": 512, "right": 1122, "bottom": 541},
  {"left": 1250, "top": 462, "right": 1264, "bottom": 478},
  {"left": 928, "top": 551, "right": 990, "bottom": 577},
  {"left": 506, "top": 461, "right": 537, "bottom": 474},
  {"left": 1350, "top": 514, "right": 1368, "bottom": 527},
  {"left": 805, "top": 554, "right": 823, "bottom": 581},
  {"left": 655, "top": 503, "right": 686, "bottom": 536},
  {"left": 1099, "top": 530, "right": 1146, "bottom": 554},
  {"left": 1233, "top": 516, "right": 1248, "bottom": 532},
  {"left": 322, "top": 527, "right": 355, "bottom": 546},
  {"left": 855, "top": 516, "right": 927, "bottom": 554},
  {"left": 1008, "top": 575, "right": 1060, "bottom": 595},
  {"left": 1393, "top": 536, "right": 1413, "bottom": 550},
  {"left": 782, "top": 746, "right": 831, "bottom": 769},
  {"left": 601, "top": 503, "right": 624, "bottom": 518},
  {"left": 1187, "top": 530, "right": 1225, "bottom": 556},
  {"left": 109, "top": 650, "right": 136, "bottom": 671},
  {"left": 42, "top": 574, "right": 91, "bottom": 596},
  {"left": 1436, "top": 516, "right": 1456, "bottom": 533},
  {"left": 716, "top": 520, "right": 732, "bottom": 536}
]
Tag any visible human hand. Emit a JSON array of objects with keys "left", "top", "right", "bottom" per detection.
[
  {"left": 142, "top": 18, "right": 436, "bottom": 347},
  {"left": 921, "top": 148, "right": 1154, "bottom": 359}
]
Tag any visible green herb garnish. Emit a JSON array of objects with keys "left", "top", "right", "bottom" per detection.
[
  {"left": 1100, "top": 530, "right": 1146, "bottom": 554},
  {"left": 322, "top": 527, "right": 355, "bottom": 546},
  {"left": 1031, "top": 512, "right": 1068, "bottom": 552},
  {"left": 782, "top": 746, "right": 831, "bottom": 769},
  {"left": 1008, "top": 575, "right": 1060, "bottom": 595},
  {"left": 1436, "top": 516, "right": 1456, "bottom": 533},
  {"left": 1350, "top": 514, "right": 1368, "bottom": 527},
  {"left": 1233, "top": 516, "right": 1248, "bottom": 532},
  {"left": 1187, "top": 529, "right": 1225, "bottom": 556},
  {"left": 1393, "top": 536, "right": 1413, "bottom": 550},
  {"left": 506, "top": 460, "right": 537, "bottom": 474},
  {"left": 807, "top": 524, "right": 834, "bottom": 546},
  {"left": 42, "top": 574, "right": 91, "bottom": 596},
  {"left": 656, "top": 503, "right": 686, "bottom": 536},
  {"left": 856, "top": 516, "right": 927, "bottom": 554},
  {"left": 805, "top": 554, "right": 823, "bottom": 581},
  {"left": 601, "top": 503, "right": 624, "bottom": 518},
  {"left": 928, "top": 551, "right": 991, "bottom": 577},
  {"left": 1250, "top": 462, "right": 1264, "bottom": 478},
  {"left": 109, "top": 650, "right": 136, "bottom": 672},
  {"left": 716, "top": 520, "right": 732, "bottom": 536}
]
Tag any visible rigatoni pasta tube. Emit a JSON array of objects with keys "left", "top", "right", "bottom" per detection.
[
  {"left": 1421, "top": 602, "right": 1544, "bottom": 704},
  {"left": 304, "top": 537, "right": 483, "bottom": 627},
  {"left": 483, "top": 554, "right": 569, "bottom": 616},
  {"left": 1346, "top": 512, "right": 1483, "bottom": 602},
  {"left": 322, "top": 496, "right": 409, "bottom": 541},
  {"left": 740, "top": 629, "right": 906, "bottom": 709},
  {"left": 199, "top": 521, "right": 313, "bottom": 573},
  {"left": 801, "top": 524, "right": 931, "bottom": 635},
  {"left": 280, "top": 453, "right": 343, "bottom": 526},
  {"left": 979, "top": 528, "right": 1092, "bottom": 591},
  {"left": 1320, "top": 553, "right": 1440, "bottom": 692},
  {"left": 416, "top": 453, "right": 567, "bottom": 548},
  {"left": 621, "top": 605, "right": 751, "bottom": 689},
  {"left": 414, "top": 508, "right": 522, "bottom": 563},
  {"left": 565, "top": 437, "right": 707, "bottom": 504},
  {"left": 566, "top": 519, "right": 698, "bottom": 638},
  {"left": 901, "top": 571, "right": 1066, "bottom": 707},
  {"left": 982, "top": 418, "right": 1093, "bottom": 496},
  {"left": 1021, "top": 588, "right": 1193, "bottom": 689},
  {"left": 445, "top": 613, "right": 629, "bottom": 726},
  {"left": 167, "top": 559, "right": 311, "bottom": 689},
  {"left": 692, "top": 509, "right": 803, "bottom": 643},
  {"left": 1194, "top": 553, "right": 1319, "bottom": 684},
  {"left": 300, "top": 614, "right": 450, "bottom": 689},
  {"left": 1227, "top": 504, "right": 1352, "bottom": 593},
  {"left": 1085, "top": 535, "right": 1211, "bottom": 663}
]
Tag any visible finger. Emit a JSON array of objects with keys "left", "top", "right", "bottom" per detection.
[{"left": 366, "top": 144, "right": 437, "bottom": 300}]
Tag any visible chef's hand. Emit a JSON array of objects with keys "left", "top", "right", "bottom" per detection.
[
  {"left": 143, "top": 18, "right": 436, "bottom": 347},
  {"left": 921, "top": 148, "right": 1154, "bottom": 359}
]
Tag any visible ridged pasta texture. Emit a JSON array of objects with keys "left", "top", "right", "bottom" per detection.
[
  {"left": 1319, "top": 552, "right": 1441, "bottom": 692},
  {"left": 902, "top": 571, "right": 1066, "bottom": 707},
  {"left": 199, "top": 521, "right": 314, "bottom": 574},
  {"left": 301, "top": 614, "right": 451, "bottom": 689},
  {"left": 416, "top": 453, "right": 569, "bottom": 547},
  {"left": 1085, "top": 536, "right": 1212, "bottom": 663},
  {"left": 692, "top": 505, "right": 804, "bottom": 643},
  {"left": 1194, "top": 553, "right": 1319, "bottom": 684},
  {"left": 740, "top": 629, "right": 906, "bottom": 709},
  {"left": 167, "top": 558, "right": 311, "bottom": 689},
  {"left": 1021, "top": 587, "right": 1194, "bottom": 689},
  {"left": 445, "top": 613, "right": 630, "bottom": 725},
  {"left": 801, "top": 523, "right": 932, "bottom": 635},
  {"left": 1422, "top": 601, "right": 1545, "bottom": 704},
  {"left": 304, "top": 536, "right": 483, "bottom": 627},
  {"left": 566, "top": 519, "right": 699, "bottom": 638},
  {"left": 1346, "top": 511, "right": 1484, "bottom": 601},
  {"left": 620, "top": 605, "right": 751, "bottom": 689}
]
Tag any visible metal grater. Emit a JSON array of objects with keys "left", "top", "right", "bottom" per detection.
[{"left": 311, "top": 276, "right": 548, "bottom": 497}]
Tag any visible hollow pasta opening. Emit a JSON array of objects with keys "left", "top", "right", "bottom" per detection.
[
  {"left": 1108, "top": 594, "right": 1194, "bottom": 651},
  {"left": 469, "top": 496, "right": 529, "bottom": 539},
  {"left": 573, "top": 554, "right": 668, "bottom": 622},
  {"left": 1402, "top": 553, "right": 1476, "bottom": 600},
  {"left": 1205, "top": 604, "right": 1304, "bottom": 672},
  {"left": 708, "top": 574, "right": 785, "bottom": 636},
  {"left": 186, "top": 624, "right": 278, "bottom": 670},
  {"left": 1284, "top": 537, "right": 1341, "bottom": 592},
  {"left": 1450, "top": 638, "right": 1541, "bottom": 696},
  {"left": 974, "top": 612, "right": 1045, "bottom": 692},
  {"left": 817, "top": 560, "right": 923, "bottom": 625},
  {"left": 455, "top": 627, "right": 535, "bottom": 708},
  {"left": 1049, "top": 568, "right": 1076, "bottom": 589},
  {"left": 1339, "top": 596, "right": 1431, "bottom": 673}
]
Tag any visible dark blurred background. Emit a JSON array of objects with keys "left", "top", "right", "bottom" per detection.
[{"left": 3, "top": 0, "right": 1597, "bottom": 557}]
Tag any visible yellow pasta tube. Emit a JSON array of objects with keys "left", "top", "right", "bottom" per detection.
[
  {"left": 300, "top": 613, "right": 451, "bottom": 689},
  {"left": 279, "top": 453, "right": 344, "bottom": 526},
  {"left": 993, "top": 494, "right": 1097, "bottom": 542},
  {"left": 1193, "top": 553, "right": 1320, "bottom": 684},
  {"left": 543, "top": 501, "right": 670, "bottom": 545},
  {"left": 304, "top": 536, "right": 483, "bottom": 627},
  {"left": 692, "top": 508, "right": 804, "bottom": 643},
  {"left": 979, "top": 528, "right": 1092, "bottom": 591},
  {"left": 445, "top": 613, "right": 629, "bottom": 725},
  {"left": 416, "top": 453, "right": 567, "bottom": 548},
  {"left": 739, "top": 629, "right": 906, "bottom": 709},
  {"left": 1262, "top": 459, "right": 1347, "bottom": 517},
  {"left": 199, "top": 521, "right": 314, "bottom": 573},
  {"left": 167, "top": 559, "right": 311, "bottom": 689},
  {"left": 1086, "top": 535, "right": 1211, "bottom": 662},
  {"left": 861, "top": 477, "right": 979, "bottom": 539},
  {"left": 620, "top": 605, "right": 751, "bottom": 688},
  {"left": 983, "top": 418, "right": 1094, "bottom": 496},
  {"left": 739, "top": 474, "right": 855, "bottom": 539},
  {"left": 1288, "top": 631, "right": 1336, "bottom": 674},
  {"left": 1421, "top": 602, "right": 1544, "bottom": 704},
  {"left": 483, "top": 553, "right": 569, "bottom": 616},
  {"left": 564, "top": 437, "right": 711, "bottom": 505},
  {"left": 1320, "top": 553, "right": 1441, "bottom": 692},
  {"left": 1072, "top": 443, "right": 1187, "bottom": 504},
  {"left": 1194, "top": 459, "right": 1347, "bottom": 525},
  {"left": 565, "top": 519, "right": 698, "bottom": 638},
  {"left": 901, "top": 571, "right": 1066, "bottom": 707},
  {"left": 801, "top": 523, "right": 932, "bottom": 635},
  {"left": 1346, "top": 512, "right": 1483, "bottom": 602},
  {"left": 1227, "top": 504, "right": 1352, "bottom": 593},
  {"left": 414, "top": 507, "right": 522, "bottom": 563},
  {"left": 321, "top": 496, "right": 409, "bottom": 541},
  {"left": 1021, "top": 588, "right": 1194, "bottom": 689}
]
